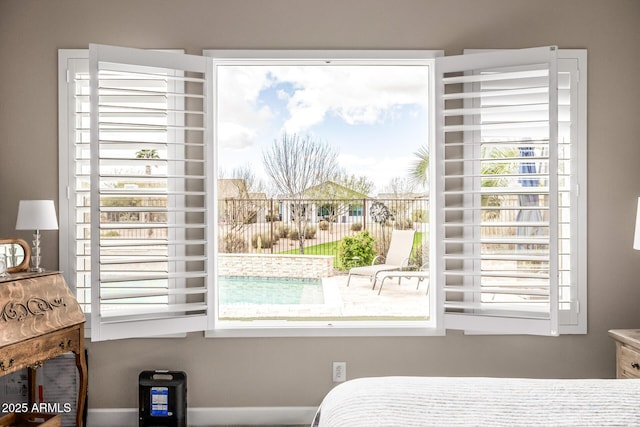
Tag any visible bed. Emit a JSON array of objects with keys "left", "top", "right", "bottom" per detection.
[{"left": 313, "top": 376, "right": 640, "bottom": 426}]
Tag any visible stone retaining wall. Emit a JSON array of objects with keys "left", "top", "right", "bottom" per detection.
[{"left": 218, "top": 254, "right": 335, "bottom": 279}]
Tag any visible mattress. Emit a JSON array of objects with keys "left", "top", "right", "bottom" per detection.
[{"left": 314, "top": 376, "right": 640, "bottom": 426}]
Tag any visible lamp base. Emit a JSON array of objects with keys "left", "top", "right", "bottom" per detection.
[{"left": 30, "top": 235, "right": 43, "bottom": 273}]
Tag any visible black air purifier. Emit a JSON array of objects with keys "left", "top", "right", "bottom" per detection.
[{"left": 139, "top": 370, "right": 186, "bottom": 427}]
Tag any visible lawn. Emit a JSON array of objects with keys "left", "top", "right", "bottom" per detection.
[
  {"left": 279, "top": 240, "right": 342, "bottom": 266},
  {"left": 278, "top": 232, "right": 425, "bottom": 269}
]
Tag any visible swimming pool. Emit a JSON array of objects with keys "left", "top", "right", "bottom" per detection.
[{"left": 218, "top": 276, "right": 325, "bottom": 305}]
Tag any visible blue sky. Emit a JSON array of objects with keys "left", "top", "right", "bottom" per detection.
[{"left": 217, "top": 64, "right": 430, "bottom": 195}]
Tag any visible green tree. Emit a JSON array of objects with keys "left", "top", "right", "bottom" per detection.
[
  {"left": 136, "top": 149, "right": 160, "bottom": 175},
  {"left": 480, "top": 146, "right": 518, "bottom": 219},
  {"left": 409, "top": 144, "right": 518, "bottom": 219},
  {"left": 336, "top": 171, "right": 374, "bottom": 196},
  {"left": 409, "top": 145, "right": 429, "bottom": 190}
]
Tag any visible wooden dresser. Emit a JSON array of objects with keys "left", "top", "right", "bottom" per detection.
[
  {"left": 0, "top": 271, "right": 87, "bottom": 426},
  {"left": 609, "top": 329, "right": 640, "bottom": 379}
]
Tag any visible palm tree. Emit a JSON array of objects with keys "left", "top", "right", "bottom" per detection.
[
  {"left": 410, "top": 144, "right": 517, "bottom": 219},
  {"left": 409, "top": 145, "right": 429, "bottom": 190},
  {"left": 480, "top": 146, "right": 518, "bottom": 220}
]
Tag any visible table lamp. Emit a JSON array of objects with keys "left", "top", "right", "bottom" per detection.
[{"left": 15, "top": 200, "right": 59, "bottom": 272}]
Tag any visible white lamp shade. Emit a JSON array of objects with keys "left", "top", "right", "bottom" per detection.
[
  {"left": 15, "top": 200, "right": 59, "bottom": 231},
  {"left": 635, "top": 197, "right": 640, "bottom": 250}
]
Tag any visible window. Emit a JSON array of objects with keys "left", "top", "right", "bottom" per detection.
[
  {"left": 58, "top": 46, "right": 586, "bottom": 340},
  {"left": 206, "top": 50, "right": 435, "bottom": 333}
]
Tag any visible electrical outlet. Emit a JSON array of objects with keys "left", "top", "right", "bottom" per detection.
[{"left": 333, "top": 361, "right": 346, "bottom": 382}]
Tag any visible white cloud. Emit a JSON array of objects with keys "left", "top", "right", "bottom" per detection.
[
  {"left": 217, "top": 64, "right": 428, "bottom": 142},
  {"left": 276, "top": 89, "right": 290, "bottom": 101},
  {"left": 218, "top": 122, "right": 256, "bottom": 149},
  {"left": 216, "top": 63, "right": 428, "bottom": 193},
  {"left": 266, "top": 65, "right": 429, "bottom": 134},
  {"left": 217, "top": 66, "right": 275, "bottom": 149}
]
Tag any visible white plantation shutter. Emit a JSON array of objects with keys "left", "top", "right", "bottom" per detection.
[
  {"left": 89, "top": 45, "right": 214, "bottom": 341},
  {"left": 434, "top": 47, "right": 559, "bottom": 335},
  {"left": 555, "top": 53, "right": 586, "bottom": 330},
  {"left": 61, "top": 56, "right": 92, "bottom": 315}
]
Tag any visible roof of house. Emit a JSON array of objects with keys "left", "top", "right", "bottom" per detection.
[{"left": 302, "top": 181, "right": 369, "bottom": 199}]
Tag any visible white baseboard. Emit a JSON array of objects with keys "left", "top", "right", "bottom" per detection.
[{"left": 88, "top": 406, "right": 318, "bottom": 426}]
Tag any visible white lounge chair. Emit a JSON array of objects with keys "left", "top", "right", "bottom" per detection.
[
  {"left": 346, "top": 229, "right": 416, "bottom": 290},
  {"left": 376, "top": 267, "right": 430, "bottom": 295}
]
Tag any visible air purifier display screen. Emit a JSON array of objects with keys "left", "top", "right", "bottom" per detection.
[{"left": 150, "top": 386, "right": 169, "bottom": 416}]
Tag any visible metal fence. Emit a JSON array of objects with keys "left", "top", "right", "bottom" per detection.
[
  {"left": 217, "top": 197, "right": 429, "bottom": 259},
  {"left": 96, "top": 193, "right": 540, "bottom": 266}
]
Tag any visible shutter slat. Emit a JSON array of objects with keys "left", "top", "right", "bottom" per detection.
[
  {"left": 100, "top": 303, "right": 208, "bottom": 321},
  {"left": 444, "top": 120, "right": 549, "bottom": 133},
  {"left": 100, "top": 287, "right": 207, "bottom": 301},
  {"left": 99, "top": 271, "right": 207, "bottom": 283},
  {"left": 442, "top": 86, "right": 548, "bottom": 101},
  {"left": 100, "top": 255, "right": 207, "bottom": 265},
  {"left": 443, "top": 271, "right": 550, "bottom": 279},
  {"left": 442, "top": 68, "right": 548, "bottom": 84}
]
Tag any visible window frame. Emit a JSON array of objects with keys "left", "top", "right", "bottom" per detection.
[
  {"left": 204, "top": 49, "right": 442, "bottom": 337},
  {"left": 58, "top": 47, "right": 586, "bottom": 339}
]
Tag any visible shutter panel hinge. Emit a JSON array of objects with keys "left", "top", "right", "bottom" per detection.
[
  {"left": 66, "top": 69, "right": 70, "bottom": 83},
  {"left": 66, "top": 185, "right": 71, "bottom": 200}
]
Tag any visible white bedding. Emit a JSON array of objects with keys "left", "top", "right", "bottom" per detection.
[{"left": 314, "top": 376, "right": 640, "bottom": 426}]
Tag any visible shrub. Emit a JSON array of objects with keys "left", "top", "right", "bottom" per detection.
[
  {"left": 394, "top": 217, "right": 413, "bottom": 230},
  {"left": 318, "top": 220, "right": 330, "bottom": 231},
  {"left": 412, "top": 243, "right": 429, "bottom": 269},
  {"left": 350, "top": 222, "right": 362, "bottom": 232},
  {"left": 288, "top": 228, "right": 299, "bottom": 240},
  {"left": 251, "top": 233, "right": 275, "bottom": 249},
  {"left": 304, "top": 225, "right": 317, "bottom": 239},
  {"left": 285, "top": 225, "right": 317, "bottom": 240},
  {"left": 338, "top": 230, "right": 376, "bottom": 271},
  {"left": 374, "top": 227, "right": 392, "bottom": 256},
  {"left": 219, "top": 232, "right": 247, "bottom": 253},
  {"left": 276, "top": 224, "right": 290, "bottom": 238},
  {"left": 411, "top": 209, "right": 429, "bottom": 223}
]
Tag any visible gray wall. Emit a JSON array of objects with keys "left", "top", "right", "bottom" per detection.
[{"left": 1, "top": 0, "right": 640, "bottom": 409}]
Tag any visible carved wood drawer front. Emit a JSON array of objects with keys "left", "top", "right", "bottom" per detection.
[
  {"left": 619, "top": 345, "right": 640, "bottom": 379},
  {"left": 0, "top": 272, "right": 85, "bottom": 346},
  {"left": 0, "top": 326, "right": 81, "bottom": 376}
]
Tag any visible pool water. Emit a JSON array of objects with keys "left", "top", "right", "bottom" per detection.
[{"left": 218, "top": 276, "right": 324, "bottom": 305}]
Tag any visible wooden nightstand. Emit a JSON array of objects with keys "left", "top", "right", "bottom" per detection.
[{"left": 609, "top": 329, "right": 640, "bottom": 379}]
